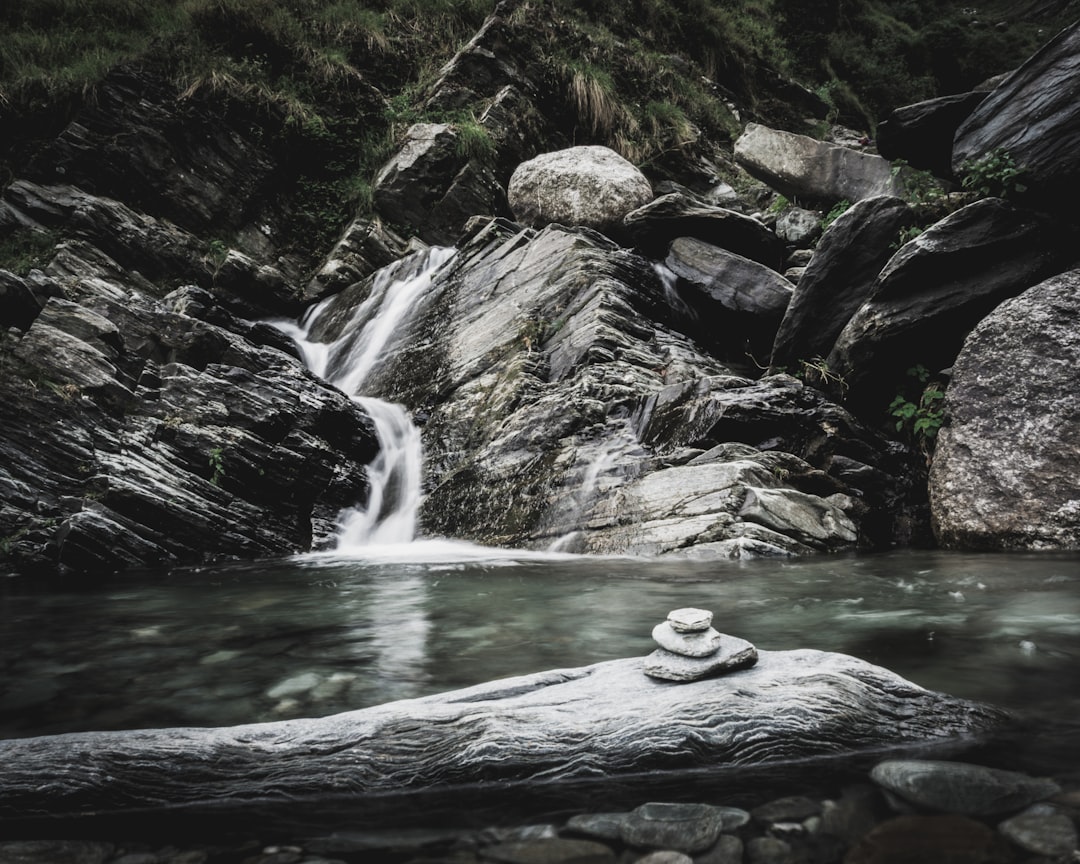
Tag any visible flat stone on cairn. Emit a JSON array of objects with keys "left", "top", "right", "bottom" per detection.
[{"left": 644, "top": 608, "right": 758, "bottom": 682}]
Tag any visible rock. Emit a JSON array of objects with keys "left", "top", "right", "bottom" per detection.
[
  {"left": 633, "top": 852, "right": 693, "bottom": 864},
  {"left": 620, "top": 802, "right": 726, "bottom": 853},
  {"left": 752, "top": 796, "right": 822, "bottom": 825},
  {"left": 876, "top": 92, "right": 987, "bottom": 178},
  {"left": 997, "top": 803, "right": 1078, "bottom": 857},
  {"left": 844, "top": 814, "right": 1012, "bottom": 864},
  {"left": 480, "top": 838, "right": 615, "bottom": 864},
  {"left": 953, "top": 19, "right": 1080, "bottom": 206},
  {"left": 0, "top": 842, "right": 114, "bottom": 864},
  {"left": 774, "top": 207, "right": 822, "bottom": 247},
  {"left": 563, "top": 813, "right": 629, "bottom": 842},
  {"left": 826, "top": 197, "right": 1066, "bottom": 417},
  {"left": 642, "top": 633, "right": 757, "bottom": 681},
  {"left": 769, "top": 196, "right": 915, "bottom": 374},
  {"left": 0, "top": 651, "right": 1010, "bottom": 824},
  {"left": 303, "top": 217, "right": 409, "bottom": 302},
  {"left": 696, "top": 835, "right": 743, "bottom": 864},
  {"left": 0, "top": 265, "right": 46, "bottom": 331},
  {"left": 930, "top": 269, "right": 1080, "bottom": 550},
  {"left": 733, "top": 123, "right": 902, "bottom": 204},
  {"left": 819, "top": 785, "right": 889, "bottom": 844},
  {"left": 373, "top": 122, "right": 507, "bottom": 245},
  {"left": 621, "top": 192, "right": 785, "bottom": 268},
  {"left": 651, "top": 622, "right": 722, "bottom": 657},
  {"left": 266, "top": 672, "right": 322, "bottom": 700},
  {"left": 869, "top": 760, "right": 1060, "bottom": 816},
  {"left": 667, "top": 608, "right": 712, "bottom": 633},
  {"left": 507, "top": 146, "right": 653, "bottom": 233},
  {"left": 745, "top": 836, "right": 792, "bottom": 864}
]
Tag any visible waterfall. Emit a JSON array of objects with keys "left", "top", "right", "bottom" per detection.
[{"left": 276, "top": 246, "right": 456, "bottom": 548}]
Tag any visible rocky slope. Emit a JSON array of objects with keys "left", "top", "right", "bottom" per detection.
[{"left": 2, "top": 2, "right": 1080, "bottom": 575}]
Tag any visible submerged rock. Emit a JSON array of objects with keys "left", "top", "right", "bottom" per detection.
[{"left": 870, "top": 760, "right": 1060, "bottom": 816}]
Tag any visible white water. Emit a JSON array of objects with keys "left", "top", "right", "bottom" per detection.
[{"left": 276, "top": 246, "right": 456, "bottom": 548}]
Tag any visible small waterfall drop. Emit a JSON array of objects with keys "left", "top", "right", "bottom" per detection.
[{"left": 277, "top": 246, "right": 456, "bottom": 548}]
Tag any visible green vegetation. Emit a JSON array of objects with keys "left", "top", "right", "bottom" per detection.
[
  {"left": 0, "top": 228, "right": 58, "bottom": 276},
  {"left": 892, "top": 224, "right": 923, "bottom": 249},
  {"left": 821, "top": 199, "right": 852, "bottom": 231},
  {"left": 208, "top": 446, "right": 226, "bottom": 487},
  {"left": 960, "top": 148, "right": 1028, "bottom": 200},
  {"left": 889, "top": 364, "right": 944, "bottom": 457},
  {"left": 891, "top": 159, "right": 945, "bottom": 205}
]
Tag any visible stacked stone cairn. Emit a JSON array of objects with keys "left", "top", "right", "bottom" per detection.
[{"left": 643, "top": 607, "right": 758, "bottom": 682}]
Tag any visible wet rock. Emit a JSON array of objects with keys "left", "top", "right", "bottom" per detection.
[
  {"left": 643, "top": 633, "right": 757, "bottom": 681},
  {"left": 0, "top": 267, "right": 44, "bottom": 330},
  {"left": 930, "top": 269, "right": 1080, "bottom": 550},
  {"left": 769, "top": 196, "right": 915, "bottom": 375},
  {"left": 774, "top": 208, "right": 822, "bottom": 247},
  {"left": 479, "top": 838, "right": 615, "bottom": 864},
  {"left": 997, "top": 803, "right": 1078, "bottom": 857},
  {"left": 734, "top": 124, "right": 902, "bottom": 204},
  {"left": 876, "top": 92, "right": 987, "bottom": 178},
  {"left": 746, "top": 836, "right": 792, "bottom": 864},
  {"left": 870, "top": 760, "right": 1060, "bottom": 816},
  {"left": 826, "top": 197, "right": 1067, "bottom": 417},
  {"left": 953, "top": 19, "right": 1080, "bottom": 207},
  {"left": 651, "top": 622, "right": 723, "bottom": 657},
  {"left": 620, "top": 803, "right": 726, "bottom": 853},
  {"left": 508, "top": 146, "right": 653, "bottom": 233},
  {"left": 563, "top": 813, "right": 629, "bottom": 842},
  {"left": 696, "top": 835, "right": 744, "bottom": 864},
  {"left": 820, "top": 785, "right": 889, "bottom": 844},
  {"left": 621, "top": 192, "right": 785, "bottom": 268},
  {"left": 303, "top": 216, "right": 408, "bottom": 302},
  {"left": 843, "top": 814, "right": 1012, "bottom": 864}
]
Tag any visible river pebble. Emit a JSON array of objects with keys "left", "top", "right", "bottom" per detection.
[{"left": 997, "top": 802, "right": 1078, "bottom": 856}]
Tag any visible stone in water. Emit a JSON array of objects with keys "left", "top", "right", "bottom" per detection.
[
  {"left": 643, "top": 635, "right": 758, "bottom": 682},
  {"left": 667, "top": 608, "right": 713, "bottom": 633},
  {"left": 652, "top": 621, "right": 723, "bottom": 657}
]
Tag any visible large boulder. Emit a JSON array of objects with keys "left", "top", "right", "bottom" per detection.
[
  {"left": 953, "top": 19, "right": 1080, "bottom": 206},
  {"left": 622, "top": 192, "right": 785, "bottom": 268},
  {"left": 877, "top": 92, "right": 987, "bottom": 178},
  {"left": 734, "top": 123, "right": 902, "bottom": 204},
  {"left": 930, "top": 269, "right": 1080, "bottom": 550},
  {"left": 0, "top": 649, "right": 1009, "bottom": 827},
  {"left": 826, "top": 197, "right": 1067, "bottom": 417},
  {"left": 507, "top": 146, "right": 653, "bottom": 232},
  {"left": 770, "top": 196, "right": 916, "bottom": 373}
]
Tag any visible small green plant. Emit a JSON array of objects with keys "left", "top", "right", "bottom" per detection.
[
  {"left": 453, "top": 118, "right": 495, "bottom": 161},
  {"left": 767, "top": 195, "right": 791, "bottom": 215},
  {"left": 892, "top": 224, "right": 923, "bottom": 249},
  {"left": 208, "top": 447, "right": 226, "bottom": 486},
  {"left": 821, "top": 199, "right": 852, "bottom": 231},
  {"left": 960, "top": 148, "right": 1028, "bottom": 200},
  {"left": 891, "top": 159, "right": 945, "bottom": 205},
  {"left": 795, "top": 356, "right": 848, "bottom": 397},
  {"left": 0, "top": 228, "right": 58, "bottom": 276},
  {"left": 206, "top": 238, "right": 229, "bottom": 271},
  {"left": 889, "top": 364, "right": 944, "bottom": 457}
]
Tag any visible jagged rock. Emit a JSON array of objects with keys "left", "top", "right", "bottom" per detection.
[
  {"left": 826, "top": 197, "right": 1067, "bottom": 417},
  {"left": 373, "top": 122, "right": 508, "bottom": 245},
  {"left": 621, "top": 192, "right": 785, "bottom": 268},
  {"left": 0, "top": 267, "right": 46, "bottom": 330},
  {"left": 953, "top": 19, "right": 1080, "bottom": 206},
  {"left": 0, "top": 650, "right": 1010, "bottom": 824},
  {"left": 770, "top": 196, "right": 916, "bottom": 373},
  {"left": 507, "top": 146, "right": 653, "bottom": 233},
  {"left": 733, "top": 123, "right": 902, "bottom": 204},
  {"left": 774, "top": 207, "right": 822, "bottom": 247},
  {"left": 930, "top": 269, "right": 1080, "bottom": 550},
  {"left": 0, "top": 241, "right": 377, "bottom": 575},
  {"left": 876, "top": 92, "right": 987, "bottom": 178},
  {"left": 870, "top": 760, "right": 1059, "bottom": 816}
]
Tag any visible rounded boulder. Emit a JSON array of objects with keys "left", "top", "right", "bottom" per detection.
[{"left": 508, "top": 145, "right": 653, "bottom": 232}]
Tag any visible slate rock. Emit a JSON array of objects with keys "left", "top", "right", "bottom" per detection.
[
  {"left": 652, "top": 622, "right": 722, "bottom": 657},
  {"left": 876, "top": 92, "right": 987, "bottom": 178},
  {"left": 734, "top": 123, "right": 902, "bottom": 204},
  {"left": 844, "top": 814, "right": 1013, "bottom": 864},
  {"left": 997, "top": 803, "right": 1078, "bottom": 857},
  {"left": 508, "top": 146, "right": 653, "bottom": 233},
  {"left": 930, "top": 268, "right": 1080, "bottom": 550},
  {"left": 666, "top": 238, "right": 793, "bottom": 318},
  {"left": 620, "top": 802, "right": 725, "bottom": 854},
  {"left": 0, "top": 267, "right": 45, "bottom": 331},
  {"left": 643, "top": 634, "right": 758, "bottom": 681},
  {"left": 870, "top": 759, "right": 1060, "bottom": 816},
  {"left": 953, "top": 19, "right": 1080, "bottom": 207},
  {"left": 667, "top": 607, "right": 713, "bottom": 632},
  {"left": 622, "top": 192, "right": 785, "bottom": 268}
]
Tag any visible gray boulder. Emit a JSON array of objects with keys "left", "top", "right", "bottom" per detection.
[
  {"left": 930, "top": 269, "right": 1080, "bottom": 550},
  {"left": 622, "top": 192, "right": 785, "bottom": 268},
  {"left": 0, "top": 651, "right": 1010, "bottom": 823},
  {"left": 770, "top": 196, "right": 916, "bottom": 373},
  {"left": 774, "top": 207, "right": 823, "bottom": 247},
  {"left": 507, "top": 146, "right": 653, "bottom": 232},
  {"left": 826, "top": 197, "right": 1066, "bottom": 417},
  {"left": 734, "top": 123, "right": 902, "bottom": 204},
  {"left": 953, "top": 19, "right": 1080, "bottom": 205},
  {"left": 877, "top": 92, "right": 987, "bottom": 178},
  {"left": 870, "top": 760, "right": 1059, "bottom": 816}
]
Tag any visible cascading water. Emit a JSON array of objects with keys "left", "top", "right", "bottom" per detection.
[{"left": 275, "top": 246, "right": 456, "bottom": 548}]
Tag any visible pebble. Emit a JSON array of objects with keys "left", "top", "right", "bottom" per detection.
[
  {"left": 564, "top": 813, "right": 629, "bottom": 841},
  {"left": 643, "top": 637, "right": 757, "bottom": 682},
  {"left": 266, "top": 672, "right": 322, "bottom": 700},
  {"left": 665, "top": 608, "right": 713, "bottom": 633},
  {"left": 751, "top": 795, "right": 821, "bottom": 825},
  {"left": 620, "top": 802, "right": 725, "bottom": 854},
  {"left": 870, "top": 759, "right": 1061, "bottom": 816},
  {"left": 651, "top": 622, "right": 723, "bottom": 657},
  {"left": 997, "top": 802, "right": 1078, "bottom": 856}
]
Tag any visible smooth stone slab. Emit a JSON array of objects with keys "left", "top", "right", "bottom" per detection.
[
  {"left": 667, "top": 608, "right": 713, "bottom": 633},
  {"left": 620, "top": 802, "right": 725, "bottom": 853},
  {"left": 563, "top": 813, "right": 629, "bottom": 842},
  {"left": 997, "top": 803, "right": 1078, "bottom": 857},
  {"left": 644, "top": 635, "right": 758, "bottom": 681},
  {"left": 652, "top": 622, "right": 723, "bottom": 657},
  {"left": 870, "top": 759, "right": 1060, "bottom": 816}
]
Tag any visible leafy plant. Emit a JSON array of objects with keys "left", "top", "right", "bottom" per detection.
[
  {"left": 453, "top": 118, "right": 495, "bottom": 161},
  {"left": 889, "top": 364, "right": 944, "bottom": 457},
  {"left": 767, "top": 195, "right": 791, "bottom": 215},
  {"left": 208, "top": 446, "right": 226, "bottom": 486},
  {"left": 795, "top": 356, "right": 847, "bottom": 397},
  {"left": 821, "top": 199, "right": 851, "bottom": 231},
  {"left": 0, "top": 228, "right": 59, "bottom": 276},
  {"left": 891, "top": 159, "right": 945, "bottom": 205},
  {"left": 960, "top": 148, "right": 1028, "bottom": 200},
  {"left": 891, "top": 224, "right": 923, "bottom": 249}
]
